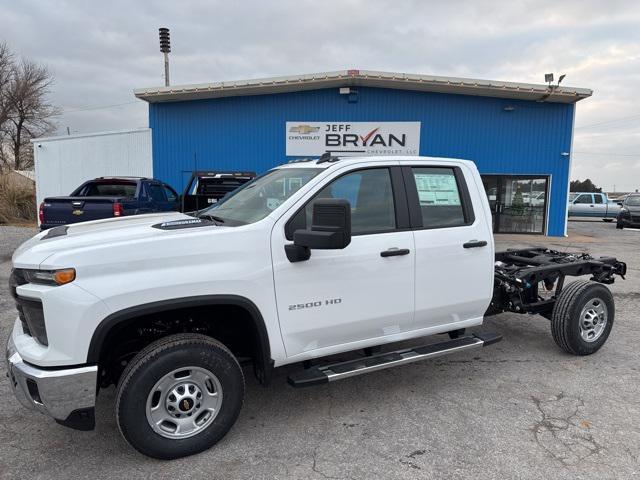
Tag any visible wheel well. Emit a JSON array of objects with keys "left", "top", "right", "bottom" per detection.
[{"left": 93, "top": 301, "right": 272, "bottom": 388}]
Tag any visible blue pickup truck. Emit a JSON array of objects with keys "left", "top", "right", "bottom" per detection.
[{"left": 39, "top": 177, "right": 179, "bottom": 230}]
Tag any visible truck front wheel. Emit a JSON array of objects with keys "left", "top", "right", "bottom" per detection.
[
  {"left": 115, "top": 333, "right": 245, "bottom": 459},
  {"left": 551, "top": 281, "right": 614, "bottom": 356}
]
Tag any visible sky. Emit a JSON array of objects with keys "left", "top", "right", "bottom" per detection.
[{"left": 1, "top": 0, "right": 639, "bottom": 191}]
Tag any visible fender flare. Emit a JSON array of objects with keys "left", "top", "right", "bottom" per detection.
[{"left": 86, "top": 295, "right": 274, "bottom": 384}]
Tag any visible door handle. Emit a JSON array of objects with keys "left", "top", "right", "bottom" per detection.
[
  {"left": 380, "top": 248, "right": 411, "bottom": 257},
  {"left": 463, "top": 240, "right": 488, "bottom": 249}
]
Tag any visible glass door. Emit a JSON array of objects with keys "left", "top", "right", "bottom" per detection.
[
  {"left": 481, "top": 175, "right": 548, "bottom": 234},
  {"left": 481, "top": 176, "right": 498, "bottom": 232}
]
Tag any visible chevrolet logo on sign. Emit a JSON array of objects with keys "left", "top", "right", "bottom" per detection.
[{"left": 289, "top": 125, "right": 320, "bottom": 134}]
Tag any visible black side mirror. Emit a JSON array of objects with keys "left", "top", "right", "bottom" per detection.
[{"left": 285, "top": 199, "right": 351, "bottom": 262}]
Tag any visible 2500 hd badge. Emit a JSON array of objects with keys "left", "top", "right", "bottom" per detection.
[{"left": 289, "top": 298, "right": 342, "bottom": 310}]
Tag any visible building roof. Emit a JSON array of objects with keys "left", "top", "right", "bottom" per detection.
[{"left": 134, "top": 69, "right": 592, "bottom": 105}]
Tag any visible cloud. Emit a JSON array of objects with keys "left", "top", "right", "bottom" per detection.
[{"left": 1, "top": 0, "right": 639, "bottom": 189}]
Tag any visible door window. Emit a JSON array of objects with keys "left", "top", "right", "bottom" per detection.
[
  {"left": 147, "top": 184, "right": 168, "bottom": 202},
  {"left": 411, "top": 167, "right": 467, "bottom": 228},
  {"left": 288, "top": 168, "right": 396, "bottom": 237},
  {"left": 163, "top": 185, "right": 177, "bottom": 202},
  {"left": 594, "top": 195, "right": 603, "bottom": 204},
  {"left": 574, "top": 194, "right": 593, "bottom": 204}
]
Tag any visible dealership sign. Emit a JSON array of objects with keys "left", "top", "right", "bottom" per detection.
[{"left": 286, "top": 122, "right": 421, "bottom": 156}]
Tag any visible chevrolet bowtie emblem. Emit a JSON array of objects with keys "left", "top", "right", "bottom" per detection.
[{"left": 289, "top": 125, "right": 320, "bottom": 134}]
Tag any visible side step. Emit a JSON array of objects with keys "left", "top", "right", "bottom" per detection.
[{"left": 287, "top": 332, "right": 502, "bottom": 388}]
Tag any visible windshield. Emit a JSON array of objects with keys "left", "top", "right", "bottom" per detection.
[
  {"left": 626, "top": 196, "right": 640, "bottom": 206},
  {"left": 569, "top": 193, "right": 578, "bottom": 202},
  {"left": 199, "top": 168, "right": 322, "bottom": 225}
]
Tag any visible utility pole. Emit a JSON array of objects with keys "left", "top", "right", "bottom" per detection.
[{"left": 159, "top": 27, "right": 171, "bottom": 86}]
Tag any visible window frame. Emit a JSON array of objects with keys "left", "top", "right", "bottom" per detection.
[
  {"left": 284, "top": 166, "right": 410, "bottom": 240},
  {"left": 401, "top": 165, "right": 476, "bottom": 230}
]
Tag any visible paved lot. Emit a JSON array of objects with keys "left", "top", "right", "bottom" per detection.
[{"left": 1, "top": 221, "right": 639, "bottom": 479}]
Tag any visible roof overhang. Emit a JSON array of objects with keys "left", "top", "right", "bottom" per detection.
[{"left": 134, "top": 69, "right": 592, "bottom": 105}]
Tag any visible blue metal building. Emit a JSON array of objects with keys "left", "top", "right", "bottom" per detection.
[{"left": 135, "top": 70, "right": 591, "bottom": 236}]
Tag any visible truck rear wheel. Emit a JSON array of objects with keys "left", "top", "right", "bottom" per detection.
[
  {"left": 551, "top": 280, "right": 614, "bottom": 356},
  {"left": 115, "top": 333, "right": 244, "bottom": 459}
]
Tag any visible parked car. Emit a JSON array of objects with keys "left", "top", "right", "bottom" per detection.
[
  {"left": 568, "top": 192, "right": 620, "bottom": 221},
  {"left": 39, "top": 177, "right": 179, "bottom": 230},
  {"left": 616, "top": 193, "right": 640, "bottom": 229},
  {"left": 7, "top": 155, "right": 626, "bottom": 459},
  {"left": 180, "top": 171, "right": 255, "bottom": 212}
]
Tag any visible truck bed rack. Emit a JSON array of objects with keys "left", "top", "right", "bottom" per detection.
[{"left": 489, "top": 248, "right": 626, "bottom": 317}]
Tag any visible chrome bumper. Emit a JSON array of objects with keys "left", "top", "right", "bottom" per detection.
[{"left": 5, "top": 335, "right": 98, "bottom": 430}]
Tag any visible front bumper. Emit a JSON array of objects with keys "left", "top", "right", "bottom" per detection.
[{"left": 5, "top": 335, "right": 98, "bottom": 430}]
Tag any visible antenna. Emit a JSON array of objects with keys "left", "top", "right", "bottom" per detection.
[{"left": 159, "top": 27, "right": 171, "bottom": 86}]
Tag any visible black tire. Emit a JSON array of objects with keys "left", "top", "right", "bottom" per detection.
[
  {"left": 448, "top": 328, "right": 466, "bottom": 339},
  {"left": 602, "top": 218, "right": 614, "bottom": 223},
  {"left": 551, "top": 280, "right": 614, "bottom": 356},
  {"left": 115, "top": 333, "right": 245, "bottom": 459},
  {"left": 616, "top": 222, "right": 624, "bottom": 229}
]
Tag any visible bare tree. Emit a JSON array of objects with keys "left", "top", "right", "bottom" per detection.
[
  {"left": 0, "top": 42, "right": 13, "bottom": 129},
  {"left": 1, "top": 58, "right": 58, "bottom": 170},
  {"left": 0, "top": 42, "right": 14, "bottom": 171}
]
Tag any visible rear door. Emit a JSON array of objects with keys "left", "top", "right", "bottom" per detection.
[
  {"left": 402, "top": 162, "right": 494, "bottom": 332},
  {"left": 592, "top": 194, "right": 608, "bottom": 217},
  {"left": 271, "top": 163, "right": 415, "bottom": 359}
]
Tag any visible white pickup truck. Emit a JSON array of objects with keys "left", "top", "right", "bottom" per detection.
[
  {"left": 6, "top": 155, "right": 626, "bottom": 459},
  {"left": 568, "top": 192, "right": 620, "bottom": 221}
]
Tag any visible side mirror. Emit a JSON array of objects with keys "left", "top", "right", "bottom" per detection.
[{"left": 285, "top": 199, "right": 351, "bottom": 262}]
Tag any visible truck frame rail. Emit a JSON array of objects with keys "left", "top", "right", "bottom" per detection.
[{"left": 488, "top": 248, "right": 627, "bottom": 317}]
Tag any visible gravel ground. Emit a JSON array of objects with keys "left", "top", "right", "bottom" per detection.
[{"left": 1, "top": 220, "right": 639, "bottom": 479}]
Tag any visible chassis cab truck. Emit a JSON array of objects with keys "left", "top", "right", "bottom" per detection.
[{"left": 6, "top": 156, "right": 626, "bottom": 459}]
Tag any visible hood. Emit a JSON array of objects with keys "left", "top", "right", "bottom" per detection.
[{"left": 12, "top": 212, "right": 220, "bottom": 269}]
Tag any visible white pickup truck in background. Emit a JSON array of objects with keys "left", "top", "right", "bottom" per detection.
[
  {"left": 568, "top": 192, "right": 621, "bottom": 221},
  {"left": 6, "top": 155, "right": 626, "bottom": 459}
]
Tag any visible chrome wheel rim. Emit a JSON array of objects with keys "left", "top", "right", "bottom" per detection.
[
  {"left": 579, "top": 297, "right": 608, "bottom": 343},
  {"left": 145, "top": 366, "right": 223, "bottom": 439}
]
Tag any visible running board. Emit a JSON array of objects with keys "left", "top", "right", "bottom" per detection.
[{"left": 287, "top": 332, "right": 502, "bottom": 388}]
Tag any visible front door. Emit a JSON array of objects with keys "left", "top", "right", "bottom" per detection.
[
  {"left": 271, "top": 165, "right": 415, "bottom": 359},
  {"left": 482, "top": 175, "right": 549, "bottom": 234}
]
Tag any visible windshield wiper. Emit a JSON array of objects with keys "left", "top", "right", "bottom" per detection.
[{"left": 197, "top": 213, "right": 225, "bottom": 224}]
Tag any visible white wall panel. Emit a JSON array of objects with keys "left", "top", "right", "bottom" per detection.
[{"left": 33, "top": 129, "right": 153, "bottom": 217}]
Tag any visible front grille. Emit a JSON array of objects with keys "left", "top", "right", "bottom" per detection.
[{"left": 9, "top": 269, "right": 48, "bottom": 346}]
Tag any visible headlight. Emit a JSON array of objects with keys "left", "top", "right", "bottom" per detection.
[{"left": 22, "top": 268, "right": 76, "bottom": 286}]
